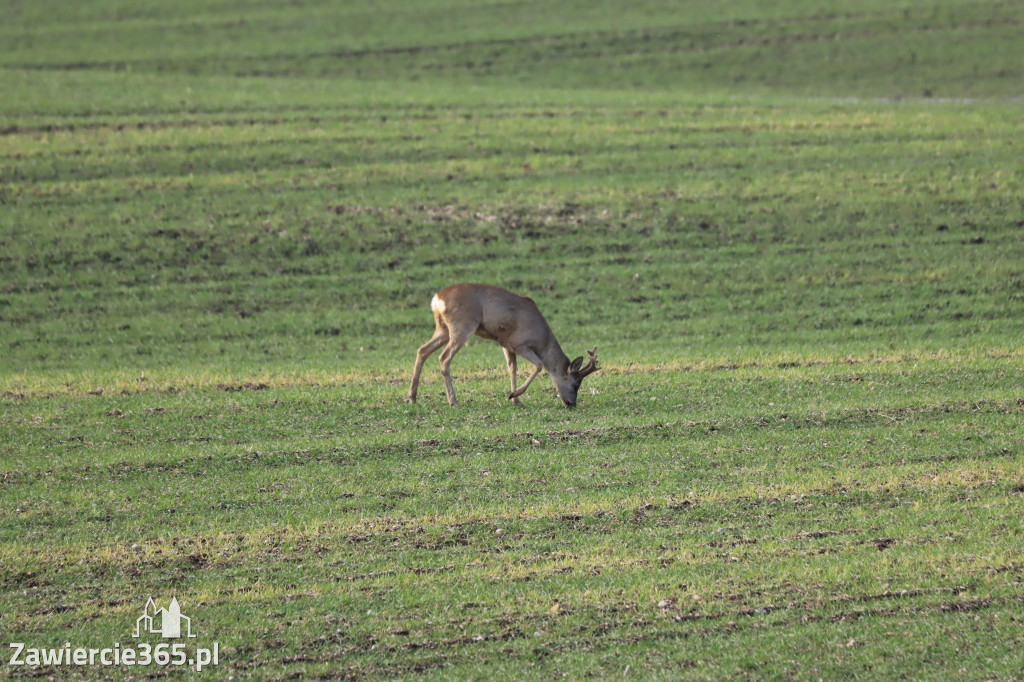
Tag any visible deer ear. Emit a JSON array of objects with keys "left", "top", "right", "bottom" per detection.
[{"left": 569, "top": 356, "right": 584, "bottom": 373}]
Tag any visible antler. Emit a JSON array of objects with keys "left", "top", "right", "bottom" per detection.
[{"left": 578, "top": 346, "right": 600, "bottom": 377}]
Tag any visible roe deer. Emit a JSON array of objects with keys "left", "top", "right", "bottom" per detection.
[{"left": 408, "top": 283, "right": 599, "bottom": 407}]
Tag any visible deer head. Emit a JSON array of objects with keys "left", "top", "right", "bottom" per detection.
[{"left": 556, "top": 346, "right": 599, "bottom": 407}]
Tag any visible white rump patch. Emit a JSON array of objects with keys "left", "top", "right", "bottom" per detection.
[{"left": 431, "top": 293, "right": 446, "bottom": 314}]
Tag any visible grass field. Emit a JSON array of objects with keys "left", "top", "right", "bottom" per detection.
[{"left": 2, "top": 0, "right": 1023, "bottom": 679}]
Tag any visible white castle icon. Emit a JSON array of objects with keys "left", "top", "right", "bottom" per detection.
[{"left": 133, "top": 597, "right": 196, "bottom": 638}]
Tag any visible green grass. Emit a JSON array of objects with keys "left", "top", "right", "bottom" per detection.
[{"left": 2, "top": 0, "right": 1023, "bottom": 679}]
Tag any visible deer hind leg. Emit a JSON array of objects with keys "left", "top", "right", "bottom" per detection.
[
  {"left": 503, "top": 347, "right": 520, "bottom": 404},
  {"left": 438, "top": 325, "right": 476, "bottom": 406},
  {"left": 508, "top": 345, "right": 545, "bottom": 400},
  {"left": 409, "top": 326, "right": 449, "bottom": 403}
]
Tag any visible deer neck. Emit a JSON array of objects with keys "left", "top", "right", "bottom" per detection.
[{"left": 539, "top": 338, "right": 570, "bottom": 375}]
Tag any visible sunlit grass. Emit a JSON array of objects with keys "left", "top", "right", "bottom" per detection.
[{"left": 2, "top": 0, "right": 1023, "bottom": 678}]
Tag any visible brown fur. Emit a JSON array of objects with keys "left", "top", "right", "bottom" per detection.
[{"left": 408, "top": 283, "right": 598, "bottom": 406}]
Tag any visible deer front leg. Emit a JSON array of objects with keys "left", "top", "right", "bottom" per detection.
[
  {"left": 503, "top": 347, "right": 521, "bottom": 404},
  {"left": 507, "top": 346, "right": 544, "bottom": 400}
]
